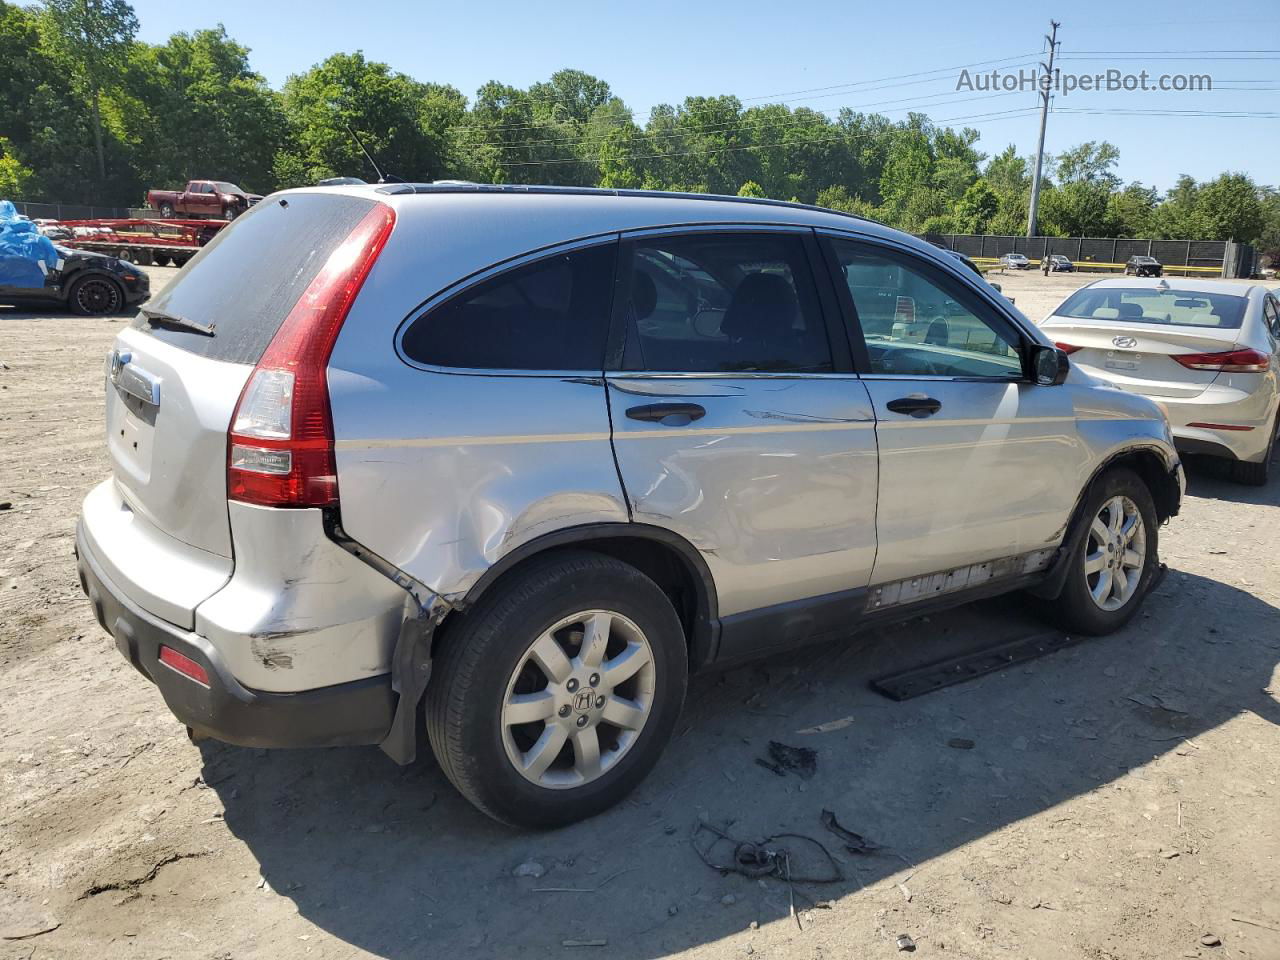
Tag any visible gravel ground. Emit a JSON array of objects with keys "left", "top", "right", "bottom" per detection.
[{"left": 2, "top": 266, "right": 1279, "bottom": 960}]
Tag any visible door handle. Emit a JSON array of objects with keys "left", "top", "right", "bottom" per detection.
[
  {"left": 885, "top": 396, "right": 942, "bottom": 418},
  {"left": 625, "top": 402, "right": 707, "bottom": 425}
]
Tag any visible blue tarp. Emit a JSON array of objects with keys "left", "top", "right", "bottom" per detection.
[{"left": 0, "top": 200, "right": 59, "bottom": 289}]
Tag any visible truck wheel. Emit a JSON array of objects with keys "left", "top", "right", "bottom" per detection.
[
  {"left": 222, "top": 205, "right": 239, "bottom": 221},
  {"left": 68, "top": 275, "right": 124, "bottom": 316},
  {"left": 159, "top": 203, "right": 174, "bottom": 218},
  {"left": 426, "top": 551, "right": 688, "bottom": 828},
  {"left": 1039, "top": 467, "right": 1159, "bottom": 636}
]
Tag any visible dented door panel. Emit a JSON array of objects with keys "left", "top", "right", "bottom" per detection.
[{"left": 607, "top": 374, "right": 879, "bottom": 617}]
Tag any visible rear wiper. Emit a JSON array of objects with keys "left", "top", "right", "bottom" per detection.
[{"left": 140, "top": 306, "right": 215, "bottom": 337}]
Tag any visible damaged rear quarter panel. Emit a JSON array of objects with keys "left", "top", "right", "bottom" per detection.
[{"left": 328, "top": 364, "right": 628, "bottom": 600}]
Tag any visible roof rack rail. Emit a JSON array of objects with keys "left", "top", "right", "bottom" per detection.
[{"left": 375, "top": 182, "right": 880, "bottom": 226}]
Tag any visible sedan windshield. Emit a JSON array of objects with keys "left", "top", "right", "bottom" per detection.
[{"left": 1054, "top": 287, "right": 1248, "bottom": 329}]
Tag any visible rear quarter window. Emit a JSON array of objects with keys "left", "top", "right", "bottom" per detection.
[
  {"left": 134, "top": 193, "right": 377, "bottom": 364},
  {"left": 400, "top": 243, "right": 617, "bottom": 371}
]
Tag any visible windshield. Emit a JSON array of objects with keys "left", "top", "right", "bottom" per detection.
[
  {"left": 213, "top": 182, "right": 244, "bottom": 195},
  {"left": 1054, "top": 287, "right": 1248, "bottom": 329}
]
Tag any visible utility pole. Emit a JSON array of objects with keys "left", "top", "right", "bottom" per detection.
[{"left": 1026, "top": 20, "right": 1060, "bottom": 238}]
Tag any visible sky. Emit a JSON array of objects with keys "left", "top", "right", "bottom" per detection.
[{"left": 127, "top": 0, "right": 1279, "bottom": 193}]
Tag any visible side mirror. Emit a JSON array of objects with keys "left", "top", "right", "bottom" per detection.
[{"left": 1031, "top": 344, "right": 1070, "bottom": 385}]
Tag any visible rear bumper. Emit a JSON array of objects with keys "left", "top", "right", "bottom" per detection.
[
  {"left": 1160, "top": 388, "right": 1275, "bottom": 463},
  {"left": 77, "top": 521, "right": 394, "bottom": 749}
]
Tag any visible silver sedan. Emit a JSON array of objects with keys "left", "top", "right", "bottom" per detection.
[{"left": 1041, "top": 278, "right": 1280, "bottom": 484}]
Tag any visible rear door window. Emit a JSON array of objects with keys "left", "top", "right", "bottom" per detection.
[
  {"left": 400, "top": 243, "right": 617, "bottom": 371},
  {"left": 136, "top": 193, "right": 378, "bottom": 363},
  {"left": 621, "top": 232, "right": 833, "bottom": 373}
]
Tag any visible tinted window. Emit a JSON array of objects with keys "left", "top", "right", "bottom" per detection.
[
  {"left": 1054, "top": 287, "right": 1248, "bottom": 329},
  {"left": 136, "top": 193, "right": 377, "bottom": 363},
  {"left": 402, "top": 243, "right": 616, "bottom": 370},
  {"left": 623, "top": 233, "right": 832, "bottom": 373},
  {"left": 831, "top": 240, "right": 1023, "bottom": 379}
]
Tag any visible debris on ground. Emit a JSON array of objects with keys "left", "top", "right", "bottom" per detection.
[
  {"left": 758, "top": 741, "right": 817, "bottom": 779},
  {"left": 1231, "top": 916, "right": 1280, "bottom": 932},
  {"left": 692, "top": 822, "right": 842, "bottom": 885},
  {"left": 513, "top": 861, "right": 546, "bottom": 879},
  {"left": 1200, "top": 933, "right": 1222, "bottom": 947},
  {"left": 795, "top": 716, "right": 856, "bottom": 735},
  {"left": 896, "top": 933, "right": 917, "bottom": 951},
  {"left": 1, "top": 920, "right": 61, "bottom": 941},
  {"left": 819, "top": 809, "right": 880, "bottom": 854},
  {"left": 947, "top": 737, "right": 975, "bottom": 749},
  {"left": 562, "top": 938, "right": 607, "bottom": 947},
  {"left": 721, "top": 894, "right": 737, "bottom": 906}
]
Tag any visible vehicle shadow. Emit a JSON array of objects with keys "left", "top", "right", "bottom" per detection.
[
  {"left": 1182, "top": 453, "right": 1280, "bottom": 506},
  {"left": 201, "top": 569, "right": 1280, "bottom": 959}
]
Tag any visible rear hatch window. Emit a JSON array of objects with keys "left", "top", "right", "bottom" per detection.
[{"left": 134, "top": 193, "right": 378, "bottom": 363}]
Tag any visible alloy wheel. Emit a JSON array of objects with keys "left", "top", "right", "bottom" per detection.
[
  {"left": 501, "top": 609, "right": 656, "bottom": 789},
  {"left": 74, "top": 278, "right": 122, "bottom": 315},
  {"left": 1083, "top": 495, "right": 1146, "bottom": 611}
]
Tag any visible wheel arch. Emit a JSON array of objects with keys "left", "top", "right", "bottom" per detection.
[
  {"left": 444, "top": 523, "right": 720, "bottom": 671},
  {"left": 1030, "top": 443, "right": 1179, "bottom": 601}
]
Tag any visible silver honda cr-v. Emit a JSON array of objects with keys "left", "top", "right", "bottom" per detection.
[{"left": 77, "top": 184, "right": 1184, "bottom": 827}]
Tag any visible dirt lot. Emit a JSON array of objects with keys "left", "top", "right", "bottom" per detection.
[{"left": 2, "top": 267, "right": 1279, "bottom": 960}]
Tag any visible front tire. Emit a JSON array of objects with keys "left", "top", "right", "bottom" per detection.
[
  {"left": 1041, "top": 468, "right": 1159, "bottom": 636},
  {"left": 426, "top": 551, "right": 688, "bottom": 828}
]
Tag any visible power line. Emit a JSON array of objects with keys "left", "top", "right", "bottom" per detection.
[{"left": 495, "top": 106, "right": 1041, "bottom": 167}]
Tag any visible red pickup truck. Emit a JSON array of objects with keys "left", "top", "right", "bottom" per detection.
[{"left": 145, "top": 180, "right": 262, "bottom": 220}]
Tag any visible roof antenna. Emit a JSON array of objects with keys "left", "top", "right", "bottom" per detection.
[{"left": 344, "top": 123, "right": 390, "bottom": 183}]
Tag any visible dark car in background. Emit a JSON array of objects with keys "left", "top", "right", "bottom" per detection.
[
  {"left": 1046, "top": 254, "right": 1075, "bottom": 272},
  {"left": 0, "top": 245, "right": 149, "bottom": 315},
  {"left": 1125, "top": 255, "right": 1163, "bottom": 277}
]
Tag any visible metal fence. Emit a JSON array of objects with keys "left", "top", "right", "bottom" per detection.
[
  {"left": 11, "top": 199, "right": 134, "bottom": 221},
  {"left": 925, "top": 233, "right": 1256, "bottom": 278}
]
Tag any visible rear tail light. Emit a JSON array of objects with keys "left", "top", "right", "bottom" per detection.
[
  {"left": 1172, "top": 348, "right": 1269, "bottom": 373},
  {"left": 1053, "top": 342, "right": 1082, "bottom": 354},
  {"left": 228, "top": 203, "right": 395, "bottom": 508}
]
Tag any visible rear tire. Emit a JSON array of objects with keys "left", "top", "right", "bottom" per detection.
[
  {"left": 426, "top": 551, "right": 688, "bottom": 828},
  {"left": 159, "top": 203, "right": 174, "bottom": 218},
  {"left": 1039, "top": 467, "right": 1159, "bottom": 636}
]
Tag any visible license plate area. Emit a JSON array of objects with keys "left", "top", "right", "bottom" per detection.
[
  {"left": 107, "top": 390, "right": 157, "bottom": 479},
  {"left": 1104, "top": 350, "right": 1141, "bottom": 371}
]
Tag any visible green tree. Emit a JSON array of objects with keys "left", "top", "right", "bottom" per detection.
[
  {"left": 39, "top": 0, "right": 138, "bottom": 187},
  {"left": 1193, "top": 172, "right": 1264, "bottom": 242},
  {"left": 983, "top": 144, "right": 1030, "bottom": 235},
  {"left": 954, "top": 178, "right": 998, "bottom": 234},
  {"left": 737, "top": 179, "right": 765, "bottom": 198},
  {"left": 0, "top": 137, "right": 35, "bottom": 196},
  {"left": 1106, "top": 182, "right": 1158, "bottom": 237},
  {"left": 275, "top": 52, "right": 457, "bottom": 186},
  {"left": 121, "top": 27, "right": 284, "bottom": 193}
]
